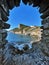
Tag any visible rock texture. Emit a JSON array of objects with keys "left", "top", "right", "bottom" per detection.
[
  {"left": 41, "top": 17, "right": 49, "bottom": 56},
  {"left": 0, "top": 0, "right": 10, "bottom": 65},
  {"left": 3, "top": 42, "right": 49, "bottom": 65},
  {"left": 0, "top": 0, "right": 49, "bottom": 65}
]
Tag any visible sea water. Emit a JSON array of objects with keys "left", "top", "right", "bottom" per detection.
[
  {"left": 6, "top": 32, "right": 34, "bottom": 43},
  {"left": 6, "top": 32, "right": 34, "bottom": 50}
]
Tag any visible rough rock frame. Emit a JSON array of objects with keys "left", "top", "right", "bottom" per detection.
[{"left": 0, "top": 0, "right": 49, "bottom": 65}]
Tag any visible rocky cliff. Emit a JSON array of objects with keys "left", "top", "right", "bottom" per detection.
[{"left": 10, "top": 24, "right": 42, "bottom": 41}]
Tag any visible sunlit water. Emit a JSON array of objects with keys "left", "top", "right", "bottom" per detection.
[
  {"left": 6, "top": 32, "right": 34, "bottom": 43},
  {"left": 6, "top": 32, "right": 35, "bottom": 50}
]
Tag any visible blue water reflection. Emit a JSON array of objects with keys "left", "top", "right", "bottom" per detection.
[{"left": 6, "top": 32, "right": 33, "bottom": 43}]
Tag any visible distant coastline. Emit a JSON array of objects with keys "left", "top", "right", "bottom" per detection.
[{"left": 8, "top": 24, "right": 42, "bottom": 42}]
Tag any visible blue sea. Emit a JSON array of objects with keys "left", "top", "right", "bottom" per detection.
[
  {"left": 6, "top": 32, "right": 36, "bottom": 50},
  {"left": 6, "top": 32, "right": 34, "bottom": 43}
]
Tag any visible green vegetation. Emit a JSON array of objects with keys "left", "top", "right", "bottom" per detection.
[
  {"left": 10, "top": 24, "right": 31, "bottom": 32},
  {"left": 19, "top": 24, "right": 30, "bottom": 30},
  {"left": 11, "top": 28, "right": 20, "bottom": 32}
]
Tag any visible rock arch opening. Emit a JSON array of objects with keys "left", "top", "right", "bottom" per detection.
[
  {"left": 7, "top": 2, "right": 41, "bottom": 31},
  {"left": 0, "top": 0, "right": 49, "bottom": 65}
]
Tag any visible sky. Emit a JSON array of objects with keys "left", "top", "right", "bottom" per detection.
[{"left": 7, "top": 1, "right": 42, "bottom": 30}]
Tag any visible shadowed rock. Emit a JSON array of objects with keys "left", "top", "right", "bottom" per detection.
[
  {"left": 2, "top": 23, "right": 10, "bottom": 29},
  {"left": 1, "top": 8, "right": 8, "bottom": 21},
  {"left": 2, "top": 32, "right": 7, "bottom": 39},
  {"left": 14, "top": 0, "right": 20, "bottom": 7},
  {"left": 23, "top": 44, "right": 29, "bottom": 51}
]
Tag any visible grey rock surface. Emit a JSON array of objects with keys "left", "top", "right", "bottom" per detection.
[{"left": 3, "top": 42, "right": 49, "bottom": 65}]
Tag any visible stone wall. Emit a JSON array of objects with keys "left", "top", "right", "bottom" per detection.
[{"left": 0, "top": 0, "right": 49, "bottom": 65}]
